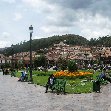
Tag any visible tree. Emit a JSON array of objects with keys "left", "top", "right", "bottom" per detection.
[
  {"left": 34, "top": 55, "right": 46, "bottom": 67},
  {"left": 68, "top": 60, "right": 78, "bottom": 72},
  {"left": 57, "top": 57, "right": 68, "bottom": 71}
]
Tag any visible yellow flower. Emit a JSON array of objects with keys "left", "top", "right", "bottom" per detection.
[{"left": 53, "top": 71, "right": 92, "bottom": 77}]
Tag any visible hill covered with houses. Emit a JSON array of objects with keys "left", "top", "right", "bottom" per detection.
[
  {"left": 3, "top": 34, "right": 88, "bottom": 55},
  {"left": 2, "top": 34, "right": 111, "bottom": 56}
]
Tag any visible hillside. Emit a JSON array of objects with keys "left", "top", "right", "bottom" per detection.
[
  {"left": 2, "top": 34, "right": 111, "bottom": 55},
  {"left": 4, "top": 34, "right": 88, "bottom": 55}
]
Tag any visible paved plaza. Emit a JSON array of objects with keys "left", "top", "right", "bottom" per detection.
[{"left": 0, "top": 74, "right": 111, "bottom": 111}]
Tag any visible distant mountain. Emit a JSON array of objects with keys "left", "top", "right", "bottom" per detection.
[
  {"left": 0, "top": 48, "right": 6, "bottom": 52},
  {"left": 32, "top": 34, "right": 89, "bottom": 50},
  {"left": 2, "top": 34, "right": 111, "bottom": 55},
  {"left": 88, "top": 35, "right": 111, "bottom": 47},
  {"left": 3, "top": 34, "right": 88, "bottom": 55}
]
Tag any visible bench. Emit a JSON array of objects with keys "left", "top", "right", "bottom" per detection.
[{"left": 51, "top": 79, "right": 66, "bottom": 94}]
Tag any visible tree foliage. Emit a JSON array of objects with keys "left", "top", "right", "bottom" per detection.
[
  {"left": 57, "top": 57, "right": 68, "bottom": 71},
  {"left": 34, "top": 55, "right": 46, "bottom": 67},
  {"left": 68, "top": 60, "right": 78, "bottom": 72}
]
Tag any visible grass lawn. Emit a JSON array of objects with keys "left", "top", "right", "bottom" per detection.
[{"left": 16, "top": 70, "right": 93, "bottom": 94}]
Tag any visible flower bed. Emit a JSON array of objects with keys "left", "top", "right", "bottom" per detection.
[{"left": 54, "top": 71, "right": 93, "bottom": 78}]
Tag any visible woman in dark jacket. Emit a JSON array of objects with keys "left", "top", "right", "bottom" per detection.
[{"left": 45, "top": 74, "right": 56, "bottom": 93}]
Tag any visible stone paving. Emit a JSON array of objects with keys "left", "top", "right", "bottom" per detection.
[{"left": 0, "top": 74, "right": 111, "bottom": 111}]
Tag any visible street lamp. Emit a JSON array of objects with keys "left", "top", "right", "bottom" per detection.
[
  {"left": 11, "top": 44, "right": 14, "bottom": 69},
  {"left": 29, "top": 25, "right": 33, "bottom": 82},
  {"left": 4, "top": 52, "right": 6, "bottom": 68}
]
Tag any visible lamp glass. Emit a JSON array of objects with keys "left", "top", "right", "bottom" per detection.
[{"left": 29, "top": 25, "right": 33, "bottom": 33}]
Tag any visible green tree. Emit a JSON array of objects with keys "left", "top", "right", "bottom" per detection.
[
  {"left": 34, "top": 55, "right": 46, "bottom": 67},
  {"left": 57, "top": 57, "right": 68, "bottom": 71},
  {"left": 68, "top": 60, "right": 78, "bottom": 72}
]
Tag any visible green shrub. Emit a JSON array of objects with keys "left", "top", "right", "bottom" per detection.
[{"left": 68, "top": 60, "right": 78, "bottom": 72}]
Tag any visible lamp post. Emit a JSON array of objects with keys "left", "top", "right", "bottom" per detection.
[
  {"left": 29, "top": 25, "right": 33, "bottom": 82},
  {"left": 11, "top": 44, "right": 14, "bottom": 69},
  {"left": 4, "top": 49, "right": 7, "bottom": 68},
  {"left": 44, "top": 48, "right": 47, "bottom": 69},
  {"left": 4, "top": 52, "right": 6, "bottom": 68}
]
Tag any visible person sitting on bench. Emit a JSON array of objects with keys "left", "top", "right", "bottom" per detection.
[
  {"left": 18, "top": 71, "right": 25, "bottom": 81},
  {"left": 45, "top": 74, "right": 56, "bottom": 93},
  {"left": 99, "top": 69, "right": 111, "bottom": 83}
]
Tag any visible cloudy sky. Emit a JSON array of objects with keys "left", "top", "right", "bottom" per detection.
[{"left": 0, "top": 0, "right": 111, "bottom": 48}]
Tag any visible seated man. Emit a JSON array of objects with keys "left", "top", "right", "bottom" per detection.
[
  {"left": 98, "top": 71, "right": 111, "bottom": 83},
  {"left": 45, "top": 74, "right": 56, "bottom": 93},
  {"left": 24, "top": 71, "right": 28, "bottom": 81},
  {"left": 99, "top": 72, "right": 106, "bottom": 79},
  {"left": 18, "top": 71, "right": 25, "bottom": 81}
]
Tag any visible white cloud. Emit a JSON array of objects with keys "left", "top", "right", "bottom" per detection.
[
  {"left": 22, "top": 0, "right": 46, "bottom": 9},
  {"left": 41, "top": 26, "right": 69, "bottom": 35},
  {"left": 13, "top": 13, "right": 23, "bottom": 21},
  {"left": 0, "top": 41, "right": 11, "bottom": 48},
  {"left": 2, "top": 32, "right": 10, "bottom": 38},
  {"left": 22, "top": 0, "right": 58, "bottom": 13},
  {"left": 0, "top": 32, "right": 11, "bottom": 47},
  {"left": 0, "top": 31, "right": 22, "bottom": 47},
  {"left": 74, "top": 12, "right": 111, "bottom": 39},
  {"left": 1, "top": 0, "right": 16, "bottom": 3}
]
